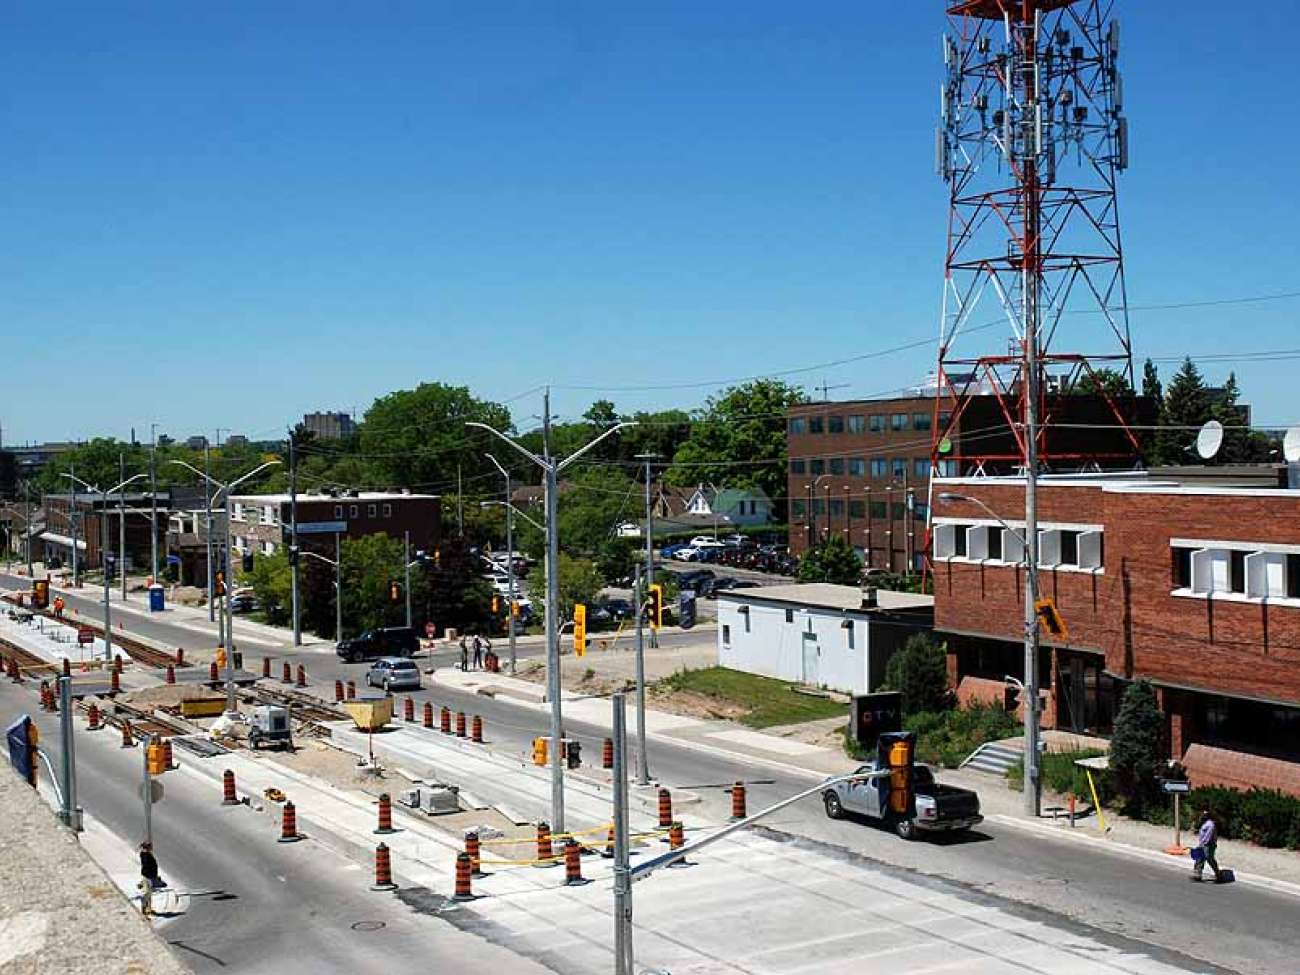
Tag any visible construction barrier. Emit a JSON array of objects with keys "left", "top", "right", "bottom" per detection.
[
  {"left": 222, "top": 769, "right": 239, "bottom": 806},
  {"left": 281, "top": 662, "right": 292, "bottom": 684},
  {"left": 262, "top": 657, "right": 271, "bottom": 679},
  {"left": 422, "top": 701, "right": 434, "bottom": 729},
  {"left": 455, "top": 711, "right": 466, "bottom": 738},
  {"left": 279, "top": 800, "right": 301, "bottom": 842},
  {"left": 334, "top": 680, "right": 344, "bottom": 703},
  {"left": 471, "top": 715, "right": 483, "bottom": 744},
  {"left": 165, "top": 665, "right": 175, "bottom": 685},
  {"left": 346, "top": 680, "right": 356, "bottom": 701},
  {"left": 730, "top": 781, "right": 747, "bottom": 821},
  {"left": 161, "top": 738, "right": 176, "bottom": 770},
  {"left": 657, "top": 787, "right": 673, "bottom": 829},
  {"left": 86, "top": 703, "right": 102, "bottom": 731},
  {"left": 564, "top": 840, "right": 587, "bottom": 886},
  {"left": 371, "top": 843, "right": 398, "bottom": 891},
  {"left": 404, "top": 697, "right": 415, "bottom": 723},
  {"left": 296, "top": 664, "right": 307, "bottom": 688},
  {"left": 535, "top": 822, "right": 556, "bottom": 866},
  {"left": 602, "top": 738, "right": 614, "bottom": 769},
  {"left": 375, "top": 793, "right": 395, "bottom": 834},
  {"left": 465, "top": 831, "right": 483, "bottom": 877},
  {"left": 453, "top": 852, "right": 474, "bottom": 901},
  {"left": 209, "top": 661, "right": 220, "bottom": 683},
  {"left": 120, "top": 721, "right": 135, "bottom": 749},
  {"left": 440, "top": 706, "right": 451, "bottom": 734}
]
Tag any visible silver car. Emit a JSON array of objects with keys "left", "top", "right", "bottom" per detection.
[{"left": 365, "top": 656, "right": 422, "bottom": 692}]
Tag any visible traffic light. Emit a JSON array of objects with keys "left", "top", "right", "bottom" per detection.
[
  {"left": 878, "top": 730, "right": 916, "bottom": 817},
  {"left": 491, "top": 594, "right": 501, "bottom": 615},
  {"left": 389, "top": 580, "right": 401, "bottom": 603},
  {"left": 242, "top": 551, "right": 254, "bottom": 573},
  {"left": 573, "top": 604, "right": 587, "bottom": 657},
  {"left": 532, "top": 736, "right": 549, "bottom": 767},
  {"left": 32, "top": 579, "right": 49, "bottom": 610},
  {"left": 146, "top": 741, "right": 168, "bottom": 776},
  {"left": 1034, "top": 598, "right": 1070, "bottom": 641},
  {"left": 288, "top": 545, "right": 298, "bottom": 567},
  {"left": 648, "top": 584, "right": 664, "bottom": 630},
  {"left": 215, "top": 571, "right": 226, "bottom": 598},
  {"left": 433, "top": 548, "right": 441, "bottom": 569}
]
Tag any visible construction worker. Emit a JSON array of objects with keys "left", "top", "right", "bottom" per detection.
[{"left": 52, "top": 595, "right": 65, "bottom": 619}]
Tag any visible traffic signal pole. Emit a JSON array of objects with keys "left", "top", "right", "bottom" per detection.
[
  {"left": 403, "top": 531, "right": 412, "bottom": 628},
  {"left": 58, "top": 676, "right": 82, "bottom": 831},
  {"left": 290, "top": 432, "right": 301, "bottom": 646},
  {"left": 632, "top": 563, "right": 650, "bottom": 786}
]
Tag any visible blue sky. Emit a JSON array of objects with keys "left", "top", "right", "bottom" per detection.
[{"left": 3, "top": 1, "right": 1299, "bottom": 445}]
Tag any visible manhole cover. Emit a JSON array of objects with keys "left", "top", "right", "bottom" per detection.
[{"left": 351, "top": 921, "right": 386, "bottom": 932}]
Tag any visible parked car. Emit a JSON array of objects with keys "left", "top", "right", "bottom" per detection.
[
  {"left": 365, "top": 656, "right": 422, "bottom": 692},
  {"left": 598, "top": 598, "right": 635, "bottom": 621},
  {"left": 689, "top": 536, "right": 726, "bottom": 550},
  {"left": 822, "top": 761, "right": 982, "bottom": 840},
  {"left": 659, "top": 543, "right": 689, "bottom": 559},
  {"left": 615, "top": 522, "right": 642, "bottom": 538},
  {"left": 674, "top": 546, "right": 700, "bottom": 561},
  {"left": 230, "top": 592, "right": 260, "bottom": 614},
  {"left": 336, "top": 626, "right": 420, "bottom": 663}
]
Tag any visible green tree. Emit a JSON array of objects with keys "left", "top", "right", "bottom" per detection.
[
  {"left": 527, "top": 553, "right": 603, "bottom": 622},
  {"left": 882, "top": 633, "right": 951, "bottom": 717},
  {"left": 1141, "top": 359, "right": 1162, "bottom": 402},
  {"left": 665, "top": 379, "right": 805, "bottom": 519},
  {"left": 1071, "top": 368, "right": 1134, "bottom": 398},
  {"left": 796, "top": 535, "right": 863, "bottom": 585},
  {"left": 339, "top": 534, "right": 409, "bottom": 635},
  {"left": 594, "top": 536, "right": 639, "bottom": 587},
  {"left": 1153, "top": 358, "right": 1211, "bottom": 465},
  {"left": 241, "top": 550, "right": 292, "bottom": 626},
  {"left": 1109, "top": 679, "right": 1164, "bottom": 813},
  {"left": 418, "top": 539, "right": 495, "bottom": 637}
]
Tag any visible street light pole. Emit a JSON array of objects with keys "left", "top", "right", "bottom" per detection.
[
  {"left": 484, "top": 454, "right": 517, "bottom": 675},
  {"left": 335, "top": 532, "right": 342, "bottom": 644},
  {"left": 119, "top": 453, "right": 127, "bottom": 602},
  {"left": 289, "top": 432, "right": 301, "bottom": 646},
  {"left": 204, "top": 444, "right": 213, "bottom": 619},
  {"left": 467, "top": 392, "right": 635, "bottom": 835},
  {"left": 149, "top": 423, "right": 158, "bottom": 583},
  {"left": 938, "top": 490, "right": 1039, "bottom": 816},
  {"left": 403, "top": 530, "right": 412, "bottom": 629},
  {"left": 68, "top": 463, "right": 78, "bottom": 587},
  {"left": 637, "top": 454, "right": 658, "bottom": 651},
  {"left": 632, "top": 562, "right": 650, "bottom": 785}
]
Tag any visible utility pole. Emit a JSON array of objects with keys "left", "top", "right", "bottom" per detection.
[
  {"left": 638, "top": 453, "right": 659, "bottom": 650},
  {"left": 335, "top": 531, "right": 343, "bottom": 643},
  {"left": 24, "top": 479, "right": 33, "bottom": 577},
  {"left": 484, "top": 454, "right": 517, "bottom": 674},
  {"left": 632, "top": 563, "right": 650, "bottom": 785},
  {"left": 403, "top": 530, "right": 412, "bottom": 628},
  {"left": 58, "top": 676, "right": 81, "bottom": 831},
  {"left": 68, "top": 462, "right": 78, "bottom": 587},
  {"left": 149, "top": 423, "right": 158, "bottom": 583},
  {"left": 204, "top": 445, "right": 214, "bottom": 620},
  {"left": 289, "top": 432, "right": 301, "bottom": 646},
  {"left": 141, "top": 733, "right": 154, "bottom": 847},
  {"left": 466, "top": 391, "right": 634, "bottom": 834},
  {"left": 119, "top": 454, "right": 127, "bottom": 601},
  {"left": 457, "top": 464, "right": 464, "bottom": 537},
  {"left": 611, "top": 692, "right": 633, "bottom": 975}
]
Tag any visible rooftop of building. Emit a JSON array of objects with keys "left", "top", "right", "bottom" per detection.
[
  {"left": 228, "top": 490, "right": 438, "bottom": 503},
  {"left": 934, "top": 464, "right": 1299, "bottom": 497},
  {"left": 716, "top": 582, "right": 933, "bottom": 614}
]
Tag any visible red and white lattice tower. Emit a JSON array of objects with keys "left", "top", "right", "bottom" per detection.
[{"left": 933, "top": 0, "right": 1140, "bottom": 474}]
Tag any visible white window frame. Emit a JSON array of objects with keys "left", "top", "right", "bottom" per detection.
[
  {"left": 1078, "top": 530, "right": 1103, "bottom": 570},
  {"left": 933, "top": 523, "right": 957, "bottom": 559}
]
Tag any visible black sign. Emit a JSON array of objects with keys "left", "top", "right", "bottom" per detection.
[
  {"left": 678, "top": 592, "right": 697, "bottom": 630},
  {"left": 851, "top": 691, "right": 903, "bottom": 751}
]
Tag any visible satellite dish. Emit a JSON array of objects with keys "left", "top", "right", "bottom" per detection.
[
  {"left": 1195, "top": 420, "right": 1224, "bottom": 460},
  {"left": 1284, "top": 427, "right": 1300, "bottom": 463}
]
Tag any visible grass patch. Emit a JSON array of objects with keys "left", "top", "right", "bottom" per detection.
[
  {"left": 1006, "top": 749, "right": 1113, "bottom": 805},
  {"left": 843, "top": 703, "right": 1020, "bottom": 767},
  {"left": 660, "top": 667, "right": 848, "bottom": 728}
]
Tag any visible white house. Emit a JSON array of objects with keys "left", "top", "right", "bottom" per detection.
[{"left": 716, "top": 583, "right": 934, "bottom": 696}]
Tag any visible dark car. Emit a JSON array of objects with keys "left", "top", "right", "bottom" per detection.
[
  {"left": 601, "top": 598, "right": 635, "bottom": 620},
  {"left": 230, "top": 593, "right": 260, "bottom": 614},
  {"left": 677, "top": 568, "right": 714, "bottom": 589},
  {"left": 336, "top": 626, "right": 419, "bottom": 663}
]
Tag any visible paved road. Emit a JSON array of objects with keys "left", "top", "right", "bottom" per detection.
[
  {"left": 1, "top": 679, "right": 549, "bottom": 975},
  {"left": 10, "top": 577, "right": 1300, "bottom": 974}
]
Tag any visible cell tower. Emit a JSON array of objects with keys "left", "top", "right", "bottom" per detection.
[{"left": 932, "top": 0, "right": 1140, "bottom": 473}]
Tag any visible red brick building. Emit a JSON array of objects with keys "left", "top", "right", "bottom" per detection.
[{"left": 931, "top": 469, "right": 1300, "bottom": 792}]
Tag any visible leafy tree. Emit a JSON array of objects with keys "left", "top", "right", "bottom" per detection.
[
  {"left": 665, "top": 379, "right": 805, "bottom": 519},
  {"left": 796, "top": 535, "right": 862, "bottom": 585},
  {"left": 1109, "top": 679, "right": 1164, "bottom": 813},
  {"left": 621, "top": 408, "right": 693, "bottom": 464},
  {"left": 882, "top": 633, "right": 951, "bottom": 717},
  {"left": 242, "top": 550, "right": 292, "bottom": 626},
  {"left": 555, "top": 465, "right": 638, "bottom": 556},
  {"left": 527, "top": 553, "right": 604, "bottom": 622},
  {"left": 595, "top": 536, "right": 639, "bottom": 587},
  {"left": 1211, "top": 372, "right": 1278, "bottom": 464},
  {"left": 1071, "top": 368, "right": 1134, "bottom": 399},
  {"left": 418, "top": 539, "right": 495, "bottom": 638},
  {"left": 340, "top": 533, "right": 409, "bottom": 635}
]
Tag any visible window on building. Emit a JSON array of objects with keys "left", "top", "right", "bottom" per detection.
[
  {"left": 891, "top": 414, "right": 908, "bottom": 432},
  {"left": 953, "top": 525, "right": 967, "bottom": 557},
  {"left": 913, "top": 458, "right": 929, "bottom": 479},
  {"left": 938, "top": 459, "right": 959, "bottom": 477},
  {"left": 1060, "top": 530, "right": 1079, "bottom": 566},
  {"left": 789, "top": 417, "right": 807, "bottom": 435},
  {"left": 870, "top": 458, "right": 887, "bottom": 478},
  {"left": 869, "top": 414, "right": 885, "bottom": 433},
  {"left": 350, "top": 505, "right": 359, "bottom": 518},
  {"left": 790, "top": 459, "right": 806, "bottom": 474},
  {"left": 849, "top": 457, "right": 866, "bottom": 477},
  {"left": 785, "top": 608, "right": 794, "bottom": 624},
  {"left": 722, "top": 624, "right": 731, "bottom": 646},
  {"left": 892, "top": 502, "right": 907, "bottom": 519},
  {"left": 849, "top": 500, "right": 866, "bottom": 518},
  {"left": 939, "top": 411, "right": 952, "bottom": 429},
  {"left": 334, "top": 505, "right": 343, "bottom": 518},
  {"left": 912, "top": 413, "right": 932, "bottom": 431},
  {"left": 913, "top": 502, "right": 929, "bottom": 521},
  {"left": 810, "top": 459, "right": 825, "bottom": 475},
  {"left": 809, "top": 416, "right": 825, "bottom": 434},
  {"left": 828, "top": 415, "right": 845, "bottom": 434},
  {"left": 812, "top": 499, "right": 825, "bottom": 515},
  {"left": 1290, "top": 555, "right": 1300, "bottom": 599},
  {"left": 891, "top": 458, "right": 907, "bottom": 479},
  {"left": 829, "top": 458, "right": 844, "bottom": 475},
  {"left": 383, "top": 503, "right": 392, "bottom": 517},
  {"left": 869, "top": 500, "right": 887, "bottom": 519},
  {"left": 792, "top": 500, "right": 806, "bottom": 518},
  {"left": 848, "top": 415, "right": 865, "bottom": 434},
  {"left": 829, "top": 499, "right": 845, "bottom": 518},
  {"left": 367, "top": 504, "right": 377, "bottom": 517},
  {"left": 1230, "top": 550, "right": 1247, "bottom": 593},
  {"left": 1172, "top": 547, "right": 1193, "bottom": 589}
]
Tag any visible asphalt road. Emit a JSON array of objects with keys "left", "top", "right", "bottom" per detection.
[
  {"left": 9, "top": 572, "right": 1300, "bottom": 973},
  {"left": 2, "top": 680, "right": 548, "bottom": 975}
]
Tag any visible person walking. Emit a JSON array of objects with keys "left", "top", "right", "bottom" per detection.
[
  {"left": 1192, "top": 808, "right": 1223, "bottom": 882},
  {"left": 459, "top": 634, "right": 469, "bottom": 673},
  {"left": 471, "top": 634, "right": 484, "bottom": 671}
]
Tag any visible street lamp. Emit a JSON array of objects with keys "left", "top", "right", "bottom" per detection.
[
  {"left": 168, "top": 458, "right": 281, "bottom": 720},
  {"left": 467, "top": 392, "right": 634, "bottom": 834},
  {"left": 938, "top": 490, "right": 1040, "bottom": 816},
  {"left": 60, "top": 472, "right": 149, "bottom": 663}
]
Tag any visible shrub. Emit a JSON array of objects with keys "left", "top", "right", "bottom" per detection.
[
  {"left": 882, "top": 634, "right": 951, "bottom": 717},
  {"left": 905, "top": 703, "right": 1020, "bottom": 768},
  {"left": 1109, "top": 680, "right": 1164, "bottom": 813},
  {"left": 1006, "top": 749, "right": 1115, "bottom": 807},
  {"left": 1236, "top": 789, "right": 1298, "bottom": 848}
]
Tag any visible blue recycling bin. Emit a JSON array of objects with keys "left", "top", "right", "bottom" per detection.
[{"left": 149, "top": 584, "right": 165, "bottom": 613}]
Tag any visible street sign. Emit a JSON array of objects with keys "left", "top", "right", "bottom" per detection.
[
  {"left": 77, "top": 627, "right": 94, "bottom": 646},
  {"left": 851, "top": 692, "right": 903, "bottom": 750},
  {"left": 1161, "top": 779, "right": 1191, "bottom": 794},
  {"left": 295, "top": 521, "right": 348, "bottom": 535},
  {"left": 139, "top": 780, "right": 164, "bottom": 803},
  {"left": 424, "top": 622, "right": 435, "bottom": 639}
]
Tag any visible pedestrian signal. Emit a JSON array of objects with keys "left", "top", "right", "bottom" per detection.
[
  {"left": 389, "top": 580, "right": 401, "bottom": 603},
  {"left": 1034, "top": 598, "right": 1069, "bottom": 641},
  {"left": 491, "top": 594, "right": 501, "bottom": 615},
  {"left": 146, "top": 742, "right": 168, "bottom": 776},
  {"left": 648, "top": 584, "right": 664, "bottom": 629},
  {"left": 532, "top": 736, "right": 549, "bottom": 767},
  {"left": 32, "top": 579, "right": 49, "bottom": 610},
  {"left": 573, "top": 604, "right": 587, "bottom": 657},
  {"left": 215, "top": 571, "right": 226, "bottom": 597}
]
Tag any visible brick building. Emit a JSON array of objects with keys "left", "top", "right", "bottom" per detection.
[
  {"left": 930, "top": 468, "right": 1300, "bottom": 794},
  {"left": 226, "top": 490, "right": 440, "bottom": 559}
]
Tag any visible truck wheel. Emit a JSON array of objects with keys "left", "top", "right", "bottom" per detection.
[
  {"left": 894, "top": 817, "right": 918, "bottom": 841},
  {"left": 349, "top": 651, "right": 362, "bottom": 664},
  {"left": 823, "top": 791, "right": 844, "bottom": 820}
]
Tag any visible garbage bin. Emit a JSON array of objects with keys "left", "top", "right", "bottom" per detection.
[{"left": 148, "top": 584, "right": 165, "bottom": 613}]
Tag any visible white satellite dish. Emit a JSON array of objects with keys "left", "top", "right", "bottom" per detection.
[
  {"left": 1284, "top": 426, "right": 1300, "bottom": 463},
  {"left": 1195, "top": 420, "right": 1224, "bottom": 460}
]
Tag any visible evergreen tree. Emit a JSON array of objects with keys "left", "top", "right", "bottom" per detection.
[
  {"left": 882, "top": 634, "right": 951, "bottom": 716},
  {"left": 1141, "top": 359, "right": 1162, "bottom": 402},
  {"left": 796, "top": 535, "right": 863, "bottom": 585},
  {"left": 1109, "top": 679, "right": 1164, "bottom": 813},
  {"left": 1153, "top": 358, "right": 1211, "bottom": 465}
]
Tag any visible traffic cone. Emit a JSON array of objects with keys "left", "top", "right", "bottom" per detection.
[
  {"left": 440, "top": 706, "right": 451, "bottom": 734},
  {"left": 165, "top": 664, "right": 175, "bottom": 685},
  {"left": 334, "top": 680, "right": 344, "bottom": 702},
  {"left": 120, "top": 721, "right": 135, "bottom": 748},
  {"left": 209, "top": 661, "right": 219, "bottom": 683},
  {"left": 564, "top": 839, "right": 588, "bottom": 886},
  {"left": 281, "top": 661, "right": 292, "bottom": 684},
  {"left": 222, "top": 769, "right": 239, "bottom": 806},
  {"left": 657, "top": 788, "right": 673, "bottom": 829},
  {"left": 262, "top": 656, "right": 271, "bottom": 678},
  {"left": 403, "top": 697, "right": 414, "bottom": 722},
  {"left": 161, "top": 738, "right": 176, "bottom": 770},
  {"left": 453, "top": 852, "right": 474, "bottom": 901},
  {"left": 86, "top": 702, "right": 102, "bottom": 731},
  {"left": 465, "top": 831, "right": 484, "bottom": 877},
  {"left": 279, "top": 800, "right": 301, "bottom": 842},
  {"left": 422, "top": 701, "right": 433, "bottom": 728},
  {"left": 601, "top": 824, "right": 616, "bottom": 859},
  {"left": 668, "top": 822, "right": 691, "bottom": 868},
  {"left": 455, "top": 711, "right": 467, "bottom": 738},
  {"left": 471, "top": 715, "right": 483, "bottom": 744},
  {"left": 175, "top": 647, "right": 185, "bottom": 666},
  {"left": 296, "top": 664, "right": 306, "bottom": 688},
  {"left": 346, "top": 680, "right": 356, "bottom": 700},
  {"left": 730, "top": 781, "right": 747, "bottom": 821},
  {"left": 374, "top": 793, "right": 396, "bottom": 835},
  {"left": 535, "top": 822, "right": 555, "bottom": 867},
  {"left": 371, "top": 842, "right": 397, "bottom": 891}
]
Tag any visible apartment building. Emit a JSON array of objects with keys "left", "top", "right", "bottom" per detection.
[
  {"left": 226, "top": 490, "right": 440, "bottom": 558},
  {"left": 930, "top": 468, "right": 1300, "bottom": 795}
]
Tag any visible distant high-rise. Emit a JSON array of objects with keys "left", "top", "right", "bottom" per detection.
[{"left": 302, "top": 411, "right": 356, "bottom": 440}]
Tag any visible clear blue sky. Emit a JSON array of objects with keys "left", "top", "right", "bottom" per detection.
[{"left": 3, "top": 1, "right": 1298, "bottom": 445}]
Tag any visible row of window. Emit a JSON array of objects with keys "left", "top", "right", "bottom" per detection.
[
  {"left": 789, "top": 412, "right": 951, "bottom": 436},
  {"left": 231, "top": 503, "right": 279, "bottom": 526},
  {"left": 1172, "top": 545, "right": 1300, "bottom": 599},
  {"left": 791, "top": 456, "right": 934, "bottom": 479},
  {"left": 933, "top": 523, "right": 1104, "bottom": 570},
  {"left": 332, "top": 503, "right": 393, "bottom": 519},
  {"left": 792, "top": 499, "right": 929, "bottom": 521}
]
